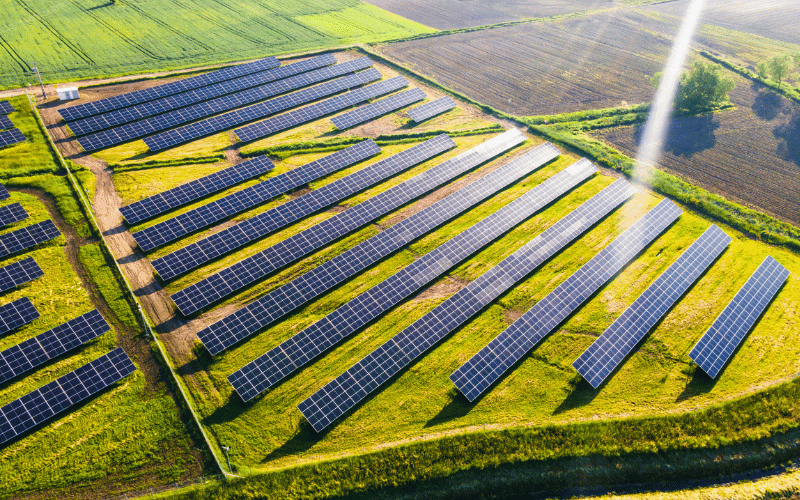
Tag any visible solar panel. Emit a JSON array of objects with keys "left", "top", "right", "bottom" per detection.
[
  {"left": 689, "top": 255, "right": 789, "bottom": 378},
  {"left": 0, "top": 310, "right": 110, "bottom": 385},
  {"left": 68, "top": 55, "right": 337, "bottom": 136},
  {"left": 297, "top": 178, "right": 637, "bottom": 431},
  {"left": 59, "top": 57, "right": 281, "bottom": 121},
  {"left": 0, "top": 347, "right": 136, "bottom": 445},
  {"left": 407, "top": 97, "right": 458, "bottom": 123},
  {"left": 0, "top": 186, "right": 8, "bottom": 201},
  {"left": 234, "top": 76, "right": 409, "bottom": 143},
  {"left": 119, "top": 156, "right": 274, "bottom": 225},
  {"left": 0, "top": 129, "right": 26, "bottom": 148},
  {"left": 137, "top": 141, "right": 380, "bottom": 258},
  {"left": 0, "top": 221, "right": 61, "bottom": 258},
  {"left": 230, "top": 154, "right": 605, "bottom": 401},
  {"left": 0, "top": 115, "right": 13, "bottom": 131},
  {"left": 331, "top": 88, "right": 426, "bottom": 130},
  {"left": 0, "top": 101, "right": 14, "bottom": 115},
  {"left": 150, "top": 136, "right": 452, "bottom": 279},
  {"left": 81, "top": 59, "right": 376, "bottom": 153},
  {"left": 0, "top": 203, "right": 28, "bottom": 227},
  {"left": 0, "top": 298, "right": 39, "bottom": 335},
  {"left": 573, "top": 224, "right": 731, "bottom": 388},
  {"left": 0, "top": 258, "right": 43, "bottom": 294},
  {"left": 191, "top": 130, "right": 526, "bottom": 352}
]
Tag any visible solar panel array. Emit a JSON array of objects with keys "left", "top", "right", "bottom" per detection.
[
  {"left": 231, "top": 154, "right": 602, "bottom": 401},
  {"left": 0, "top": 221, "right": 61, "bottom": 258},
  {"left": 60, "top": 57, "right": 280, "bottom": 121},
  {"left": 0, "top": 258, "right": 44, "bottom": 294},
  {"left": 0, "top": 115, "right": 13, "bottom": 131},
  {"left": 0, "top": 129, "right": 26, "bottom": 148},
  {"left": 0, "top": 185, "right": 8, "bottom": 201},
  {"left": 297, "top": 178, "right": 636, "bottom": 431},
  {"left": 138, "top": 140, "right": 379, "bottom": 257},
  {"left": 235, "top": 76, "right": 409, "bottom": 143},
  {"left": 408, "top": 97, "right": 458, "bottom": 123},
  {"left": 573, "top": 225, "right": 731, "bottom": 388},
  {"left": 0, "top": 310, "right": 110, "bottom": 385},
  {"left": 192, "top": 130, "right": 526, "bottom": 352},
  {"left": 0, "top": 297, "right": 39, "bottom": 335},
  {"left": 331, "top": 88, "right": 426, "bottom": 130},
  {"left": 0, "top": 203, "right": 28, "bottom": 227},
  {"left": 689, "top": 255, "right": 789, "bottom": 378},
  {"left": 81, "top": 59, "right": 377, "bottom": 152},
  {"left": 151, "top": 135, "right": 452, "bottom": 279},
  {"left": 0, "top": 347, "right": 136, "bottom": 445},
  {"left": 119, "top": 156, "right": 274, "bottom": 225},
  {"left": 0, "top": 101, "right": 14, "bottom": 114},
  {"left": 139, "top": 61, "right": 381, "bottom": 151},
  {"left": 69, "top": 55, "right": 337, "bottom": 136}
]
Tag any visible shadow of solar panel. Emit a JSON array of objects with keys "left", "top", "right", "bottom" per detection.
[
  {"left": 141, "top": 141, "right": 380, "bottom": 260},
  {"left": 408, "top": 97, "right": 457, "bottom": 123},
  {"left": 0, "top": 347, "right": 135, "bottom": 445},
  {"left": 0, "top": 186, "right": 8, "bottom": 201},
  {"left": 0, "top": 115, "right": 13, "bottom": 131},
  {"left": 0, "top": 220, "right": 61, "bottom": 258},
  {"left": 59, "top": 57, "right": 281, "bottom": 121},
  {"left": 450, "top": 199, "right": 682, "bottom": 402},
  {"left": 69, "top": 55, "right": 337, "bottom": 136},
  {"left": 0, "top": 129, "right": 26, "bottom": 148},
  {"left": 574, "top": 224, "right": 732, "bottom": 388},
  {"left": 297, "top": 178, "right": 637, "bottom": 431},
  {"left": 0, "top": 297, "right": 38, "bottom": 335},
  {"left": 119, "top": 156, "right": 274, "bottom": 225},
  {"left": 234, "top": 76, "right": 409, "bottom": 143},
  {"left": 0, "top": 310, "right": 110, "bottom": 385},
  {"left": 689, "top": 255, "right": 789, "bottom": 379},
  {"left": 0, "top": 101, "right": 14, "bottom": 115},
  {"left": 331, "top": 88, "right": 426, "bottom": 130},
  {"left": 0, "top": 203, "right": 28, "bottom": 227},
  {"left": 0, "top": 258, "right": 43, "bottom": 294}
]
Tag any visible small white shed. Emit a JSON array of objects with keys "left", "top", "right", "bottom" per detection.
[{"left": 56, "top": 87, "right": 79, "bottom": 101}]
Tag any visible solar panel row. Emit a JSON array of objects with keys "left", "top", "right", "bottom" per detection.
[
  {"left": 0, "top": 221, "right": 61, "bottom": 258},
  {"left": 0, "top": 115, "right": 13, "bottom": 131},
  {"left": 139, "top": 61, "right": 379, "bottom": 154},
  {"left": 408, "top": 97, "right": 458, "bottom": 123},
  {"left": 0, "top": 185, "right": 8, "bottom": 200},
  {"left": 0, "top": 129, "right": 26, "bottom": 148},
  {"left": 0, "top": 347, "right": 136, "bottom": 445},
  {"left": 192, "top": 130, "right": 527, "bottom": 353},
  {"left": 0, "top": 297, "right": 39, "bottom": 335},
  {"left": 80, "top": 59, "right": 376, "bottom": 152},
  {"left": 297, "top": 178, "right": 637, "bottom": 431},
  {"left": 234, "top": 76, "right": 410, "bottom": 143},
  {"left": 150, "top": 136, "right": 451, "bottom": 279},
  {"left": 689, "top": 255, "right": 789, "bottom": 378},
  {"left": 137, "top": 141, "right": 379, "bottom": 259},
  {"left": 230, "top": 154, "right": 599, "bottom": 402},
  {"left": 119, "top": 156, "right": 274, "bottom": 225},
  {"left": 0, "top": 258, "right": 44, "bottom": 294},
  {"left": 573, "top": 224, "right": 732, "bottom": 388},
  {"left": 0, "top": 101, "right": 14, "bottom": 115},
  {"left": 0, "top": 203, "right": 28, "bottom": 227},
  {"left": 69, "top": 55, "right": 337, "bottom": 136},
  {"left": 60, "top": 57, "right": 281, "bottom": 121},
  {"left": 331, "top": 88, "right": 426, "bottom": 130}
]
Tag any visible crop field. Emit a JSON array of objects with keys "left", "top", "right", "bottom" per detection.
[{"left": 0, "top": 0, "right": 434, "bottom": 89}]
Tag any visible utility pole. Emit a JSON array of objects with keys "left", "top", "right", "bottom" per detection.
[
  {"left": 31, "top": 63, "right": 45, "bottom": 99},
  {"left": 222, "top": 446, "right": 232, "bottom": 474}
]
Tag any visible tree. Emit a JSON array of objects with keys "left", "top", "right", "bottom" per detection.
[
  {"left": 757, "top": 61, "right": 769, "bottom": 79},
  {"left": 651, "top": 62, "right": 735, "bottom": 114},
  {"left": 769, "top": 54, "right": 791, "bottom": 88}
]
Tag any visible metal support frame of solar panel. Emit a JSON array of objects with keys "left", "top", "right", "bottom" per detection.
[
  {"left": 689, "top": 255, "right": 789, "bottom": 379},
  {"left": 450, "top": 199, "right": 682, "bottom": 401},
  {"left": 297, "top": 178, "right": 637, "bottom": 431},
  {"left": 0, "top": 129, "right": 26, "bottom": 148},
  {"left": 234, "top": 76, "right": 410, "bottom": 143},
  {"left": 139, "top": 140, "right": 380, "bottom": 258},
  {"left": 0, "top": 221, "right": 60, "bottom": 259},
  {"left": 119, "top": 156, "right": 274, "bottom": 225},
  {"left": 59, "top": 57, "right": 281, "bottom": 121},
  {"left": 69, "top": 55, "right": 338, "bottom": 137},
  {"left": 80, "top": 59, "right": 377, "bottom": 153},
  {"left": 0, "top": 203, "right": 28, "bottom": 227},
  {"left": 0, "top": 258, "right": 43, "bottom": 294},
  {"left": 231, "top": 153, "right": 604, "bottom": 402},
  {"left": 0, "top": 115, "right": 13, "bottom": 131},
  {"left": 0, "top": 101, "right": 14, "bottom": 115},
  {"left": 0, "top": 347, "right": 135, "bottom": 445},
  {"left": 573, "top": 224, "right": 731, "bottom": 389},
  {"left": 331, "top": 88, "right": 426, "bottom": 130},
  {"left": 0, "top": 310, "right": 109, "bottom": 385},
  {"left": 192, "top": 129, "right": 526, "bottom": 352},
  {"left": 408, "top": 97, "right": 458, "bottom": 123},
  {"left": 0, "top": 298, "right": 38, "bottom": 336},
  {"left": 0, "top": 186, "right": 8, "bottom": 201}
]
